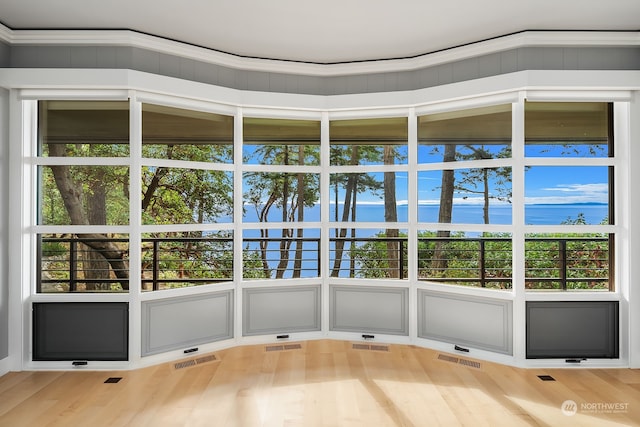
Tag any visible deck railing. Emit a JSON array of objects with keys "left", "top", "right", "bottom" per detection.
[{"left": 37, "top": 235, "right": 612, "bottom": 292}]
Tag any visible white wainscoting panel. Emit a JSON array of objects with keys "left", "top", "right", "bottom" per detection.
[
  {"left": 242, "top": 285, "right": 321, "bottom": 336},
  {"left": 330, "top": 285, "right": 409, "bottom": 335},
  {"left": 418, "top": 289, "right": 512, "bottom": 354},
  {"left": 142, "top": 290, "right": 233, "bottom": 356}
]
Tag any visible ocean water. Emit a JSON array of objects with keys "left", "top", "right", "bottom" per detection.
[
  {"left": 239, "top": 203, "right": 608, "bottom": 277},
  {"left": 242, "top": 203, "right": 608, "bottom": 226}
]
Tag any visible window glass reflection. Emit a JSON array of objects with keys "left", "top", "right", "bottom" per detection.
[
  {"left": 143, "top": 104, "right": 233, "bottom": 163},
  {"left": 418, "top": 104, "right": 511, "bottom": 163},
  {"left": 525, "top": 102, "right": 611, "bottom": 158},
  {"left": 243, "top": 118, "right": 320, "bottom": 165},
  {"left": 330, "top": 117, "right": 408, "bottom": 166}
]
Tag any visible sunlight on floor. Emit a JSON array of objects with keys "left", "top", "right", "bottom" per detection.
[{"left": 255, "top": 379, "right": 398, "bottom": 426}]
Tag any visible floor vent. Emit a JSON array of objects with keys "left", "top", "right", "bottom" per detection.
[
  {"left": 538, "top": 375, "right": 556, "bottom": 381},
  {"left": 437, "top": 354, "right": 460, "bottom": 364},
  {"left": 104, "top": 377, "right": 122, "bottom": 383},
  {"left": 174, "top": 354, "right": 217, "bottom": 370},
  {"left": 458, "top": 358, "right": 481, "bottom": 369},
  {"left": 284, "top": 344, "right": 302, "bottom": 350},
  {"left": 174, "top": 360, "right": 197, "bottom": 370},
  {"left": 266, "top": 343, "right": 302, "bottom": 352},
  {"left": 437, "top": 353, "right": 481, "bottom": 369},
  {"left": 195, "top": 355, "right": 217, "bottom": 364},
  {"left": 353, "top": 344, "right": 389, "bottom": 352}
]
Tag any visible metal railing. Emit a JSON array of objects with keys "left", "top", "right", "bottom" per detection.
[
  {"left": 524, "top": 237, "right": 612, "bottom": 291},
  {"left": 38, "top": 236, "right": 129, "bottom": 292},
  {"left": 417, "top": 237, "right": 513, "bottom": 289},
  {"left": 37, "top": 235, "right": 612, "bottom": 292},
  {"left": 141, "top": 237, "right": 234, "bottom": 291}
]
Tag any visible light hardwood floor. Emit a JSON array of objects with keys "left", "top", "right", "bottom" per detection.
[{"left": 1, "top": 340, "right": 639, "bottom": 426}]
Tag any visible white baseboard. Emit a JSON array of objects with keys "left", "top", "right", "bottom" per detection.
[{"left": 0, "top": 356, "right": 11, "bottom": 377}]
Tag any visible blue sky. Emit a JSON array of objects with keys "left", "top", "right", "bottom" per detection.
[
  {"left": 338, "top": 166, "right": 608, "bottom": 206},
  {"left": 524, "top": 166, "right": 608, "bottom": 205},
  {"left": 243, "top": 143, "right": 609, "bottom": 206}
]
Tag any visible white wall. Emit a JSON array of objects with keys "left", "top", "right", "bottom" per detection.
[
  {"left": 627, "top": 93, "right": 640, "bottom": 368},
  {"left": 0, "top": 88, "right": 9, "bottom": 369}
]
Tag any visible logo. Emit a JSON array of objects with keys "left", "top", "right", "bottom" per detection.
[
  {"left": 561, "top": 399, "right": 630, "bottom": 416},
  {"left": 561, "top": 400, "right": 578, "bottom": 416}
]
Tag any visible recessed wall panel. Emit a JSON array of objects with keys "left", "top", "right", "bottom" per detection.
[
  {"left": 242, "top": 285, "right": 321, "bottom": 336},
  {"left": 33, "top": 302, "right": 129, "bottom": 361},
  {"left": 330, "top": 285, "right": 409, "bottom": 335},
  {"left": 142, "top": 290, "right": 233, "bottom": 356},
  {"left": 526, "top": 301, "right": 619, "bottom": 359},
  {"left": 418, "top": 290, "right": 512, "bottom": 354}
]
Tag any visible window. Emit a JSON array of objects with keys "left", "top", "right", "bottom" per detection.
[
  {"left": 141, "top": 231, "right": 233, "bottom": 291},
  {"left": 329, "top": 228, "right": 408, "bottom": 279},
  {"left": 329, "top": 172, "right": 408, "bottom": 222},
  {"left": 330, "top": 117, "right": 407, "bottom": 166},
  {"left": 417, "top": 231, "right": 512, "bottom": 289},
  {"left": 242, "top": 228, "right": 321, "bottom": 279},
  {"left": 37, "top": 100, "right": 131, "bottom": 293},
  {"left": 524, "top": 233, "right": 611, "bottom": 290},
  {"left": 243, "top": 118, "right": 320, "bottom": 165},
  {"left": 418, "top": 105, "right": 511, "bottom": 164},
  {"left": 33, "top": 97, "right": 617, "bottom": 292},
  {"left": 524, "top": 102, "right": 611, "bottom": 158},
  {"left": 142, "top": 167, "right": 233, "bottom": 225},
  {"left": 524, "top": 101, "right": 614, "bottom": 291},
  {"left": 416, "top": 105, "right": 512, "bottom": 289},
  {"left": 140, "top": 104, "right": 235, "bottom": 290},
  {"left": 417, "top": 169, "right": 511, "bottom": 224},
  {"left": 38, "top": 233, "right": 130, "bottom": 293},
  {"left": 329, "top": 117, "right": 408, "bottom": 281},
  {"left": 243, "top": 172, "right": 320, "bottom": 222},
  {"left": 142, "top": 104, "right": 233, "bottom": 163},
  {"left": 39, "top": 100, "right": 130, "bottom": 157}
]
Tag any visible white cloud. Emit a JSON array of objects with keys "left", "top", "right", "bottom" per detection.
[
  {"left": 531, "top": 182, "right": 608, "bottom": 204},
  {"left": 541, "top": 183, "right": 608, "bottom": 194}
]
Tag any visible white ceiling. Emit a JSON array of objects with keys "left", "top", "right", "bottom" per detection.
[{"left": 0, "top": 0, "right": 638, "bottom": 64}]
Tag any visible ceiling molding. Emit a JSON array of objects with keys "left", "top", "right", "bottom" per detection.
[
  {"left": 0, "top": 23, "right": 12, "bottom": 43},
  {"left": 0, "top": 25, "right": 638, "bottom": 77}
]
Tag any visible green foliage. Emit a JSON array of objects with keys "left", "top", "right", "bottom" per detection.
[
  {"left": 143, "top": 141, "right": 233, "bottom": 163},
  {"left": 140, "top": 231, "right": 234, "bottom": 290},
  {"left": 349, "top": 227, "right": 609, "bottom": 291},
  {"left": 41, "top": 165, "right": 130, "bottom": 225}
]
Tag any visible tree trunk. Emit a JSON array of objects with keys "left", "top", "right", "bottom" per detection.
[
  {"left": 293, "top": 145, "right": 305, "bottom": 278},
  {"left": 331, "top": 146, "right": 359, "bottom": 277},
  {"left": 84, "top": 174, "right": 110, "bottom": 291},
  {"left": 384, "top": 146, "right": 399, "bottom": 278},
  {"left": 48, "top": 143, "right": 129, "bottom": 290},
  {"left": 276, "top": 149, "right": 290, "bottom": 278},
  {"left": 141, "top": 167, "right": 166, "bottom": 211},
  {"left": 349, "top": 186, "right": 357, "bottom": 278},
  {"left": 483, "top": 168, "right": 490, "bottom": 224},
  {"left": 258, "top": 194, "right": 277, "bottom": 278},
  {"left": 75, "top": 233, "right": 129, "bottom": 289},
  {"left": 431, "top": 144, "right": 456, "bottom": 273}
]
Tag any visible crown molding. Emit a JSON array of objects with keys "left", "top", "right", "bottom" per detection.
[
  {"left": 0, "top": 24, "right": 638, "bottom": 77},
  {"left": 0, "top": 23, "right": 12, "bottom": 43}
]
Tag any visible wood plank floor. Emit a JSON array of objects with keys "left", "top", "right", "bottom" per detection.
[{"left": 1, "top": 340, "right": 639, "bottom": 426}]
